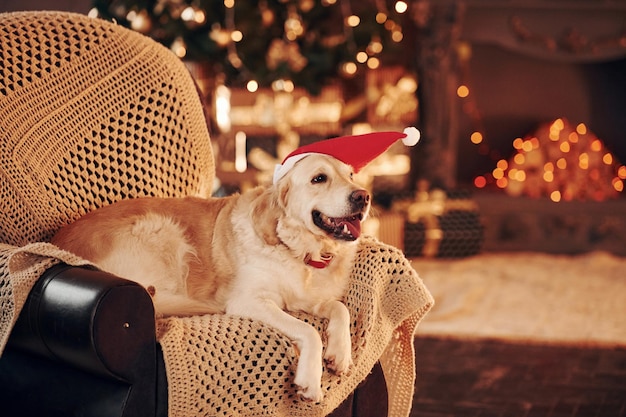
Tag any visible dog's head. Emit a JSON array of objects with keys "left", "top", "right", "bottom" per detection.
[{"left": 275, "top": 153, "right": 370, "bottom": 242}]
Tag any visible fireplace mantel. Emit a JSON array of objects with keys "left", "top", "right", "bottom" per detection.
[{"left": 463, "top": 0, "right": 626, "bottom": 63}]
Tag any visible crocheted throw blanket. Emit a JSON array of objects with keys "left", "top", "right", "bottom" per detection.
[{"left": 0, "top": 238, "right": 433, "bottom": 417}]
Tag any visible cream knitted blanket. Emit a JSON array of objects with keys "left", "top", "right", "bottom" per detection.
[{"left": 0, "top": 238, "right": 433, "bottom": 417}]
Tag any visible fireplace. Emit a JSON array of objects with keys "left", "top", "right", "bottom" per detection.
[
  {"left": 408, "top": 0, "right": 626, "bottom": 255},
  {"left": 411, "top": 0, "right": 626, "bottom": 191}
]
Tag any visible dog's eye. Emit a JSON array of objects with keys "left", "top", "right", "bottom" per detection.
[
  {"left": 311, "top": 174, "right": 327, "bottom": 184},
  {"left": 350, "top": 172, "right": 354, "bottom": 180}
]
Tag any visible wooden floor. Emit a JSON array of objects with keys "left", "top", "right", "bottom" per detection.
[{"left": 411, "top": 336, "right": 626, "bottom": 417}]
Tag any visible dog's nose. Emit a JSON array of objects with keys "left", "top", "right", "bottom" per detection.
[{"left": 349, "top": 189, "right": 370, "bottom": 211}]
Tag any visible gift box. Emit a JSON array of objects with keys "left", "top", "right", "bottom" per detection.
[{"left": 377, "top": 188, "right": 484, "bottom": 258}]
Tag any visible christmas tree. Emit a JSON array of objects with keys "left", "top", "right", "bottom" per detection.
[{"left": 91, "top": 0, "right": 409, "bottom": 94}]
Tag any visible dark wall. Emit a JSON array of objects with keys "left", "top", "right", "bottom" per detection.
[{"left": 0, "top": 0, "right": 90, "bottom": 14}]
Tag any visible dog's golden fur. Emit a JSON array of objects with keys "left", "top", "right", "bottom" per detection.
[{"left": 52, "top": 154, "right": 371, "bottom": 402}]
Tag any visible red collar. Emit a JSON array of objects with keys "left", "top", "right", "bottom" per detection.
[{"left": 305, "top": 253, "right": 334, "bottom": 269}]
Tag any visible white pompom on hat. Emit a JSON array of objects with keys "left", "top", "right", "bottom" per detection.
[{"left": 273, "top": 127, "right": 420, "bottom": 184}]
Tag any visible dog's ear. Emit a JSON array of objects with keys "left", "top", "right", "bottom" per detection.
[{"left": 250, "top": 187, "right": 282, "bottom": 246}]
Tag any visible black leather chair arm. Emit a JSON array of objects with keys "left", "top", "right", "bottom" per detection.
[{"left": 8, "top": 263, "right": 157, "bottom": 382}]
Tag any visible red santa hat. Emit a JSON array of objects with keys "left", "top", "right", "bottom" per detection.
[{"left": 273, "top": 127, "right": 420, "bottom": 184}]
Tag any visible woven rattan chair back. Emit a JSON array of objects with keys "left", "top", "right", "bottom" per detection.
[{"left": 0, "top": 11, "right": 215, "bottom": 246}]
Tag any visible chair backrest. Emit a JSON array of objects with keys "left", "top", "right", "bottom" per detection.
[{"left": 0, "top": 11, "right": 215, "bottom": 246}]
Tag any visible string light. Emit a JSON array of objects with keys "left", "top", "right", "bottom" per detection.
[
  {"left": 367, "top": 57, "right": 381, "bottom": 69},
  {"left": 496, "top": 119, "right": 624, "bottom": 201},
  {"left": 470, "top": 110, "right": 626, "bottom": 200},
  {"left": 231, "top": 30, "right": 243, "bottom": 42},
  {"left": 346, "top": 15, "right": 360, "bottom": 27},
  {"left": 342, "top": 62, "right": 358, "bottom": 76},
  {"left": 470, "top": 132, "right": 483, "bottom": 144},
  {"left": 246, "top": 80, "right": 259, "bottom": 92},
  {"left": 394, "top": 1, "right": 408, "bottom": 14},
  {"left": 474, "top": 176, "right": 487, "bottom": 188},
  {"left": 391, "top": 30, "right": 403, "bottom": 42}
]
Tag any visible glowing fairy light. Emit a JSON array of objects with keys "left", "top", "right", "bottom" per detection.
[
  {"left": 246, "top": 80, "right": 259, "bottom": 92},
  {"left": 457, "top": 85, "right": 469, "bottom": 98},
  {"left": 543, "top": 171, "right": 554, "bottom": 182},
  {"left": 591, "top": 139, "right": 602, "bottom": 152},
  {"left": 391, "top": 30, "right": 403, "bottom": 42},
  {"left": 529, "top": 138, "right": 540, "bottom": 149},
  {"left": 181, "top": 7, "right": 196, "bottom": 21},
  {"left": 346, "top": 15, "right": 360, "bottom": 27},
  {"left": 470, "top": 132, "right": 483, "bottom": 144},
  {"left": 492, "top": 167, "right": 505, "bottom": 179},
  {"left": 231, "top": 30, "right": 243, "bottom": 42},
  {"left": 368, "top": 38, "right": 383, "bottom": 54},
  {"left": 579, "top": 153, "right": 589, "bottom": 170},
  {"left": 342, "top": 62, "right": 357, "bottom": 76},
  {"left": 394, "top": 1, "right": 408, "bottom": 13},
  {"left": 367, "top": 57, "right": 380, "bottom": 69},
  {"left": 474, "top": 176, "right": 487, "bottom": 188}
]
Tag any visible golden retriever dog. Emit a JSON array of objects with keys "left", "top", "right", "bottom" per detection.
[{"left": 52, "top": 153, "right": 371, "bottom": 402}]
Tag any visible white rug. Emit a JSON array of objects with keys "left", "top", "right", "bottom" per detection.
[{"left": 412, "top": 251, "right": 626, "bottom": 347}]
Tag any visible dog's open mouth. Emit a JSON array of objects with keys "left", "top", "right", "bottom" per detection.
[{"left": 312, "top": 210, "right": 363, "bottom": 241}]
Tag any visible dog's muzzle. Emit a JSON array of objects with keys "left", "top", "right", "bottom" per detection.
[{"left": 312, "top": 190, "right": 370, "bottom": 241}]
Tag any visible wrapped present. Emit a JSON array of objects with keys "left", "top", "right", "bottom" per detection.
[{"left": 383, "top": 185, "right": 484, "bottom": 258}]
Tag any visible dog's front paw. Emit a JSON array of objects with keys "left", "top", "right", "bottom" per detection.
[
  {"left": 294, "top": 370, "right": 324, "bottom": 403},
  {"left": 324, "top": 335, "right": 353, "bottom": 375},
  {"left": 295, "top": 383, "right": 324, "bottom": 403},
  {"left": 293, "top": 346, "right": 324, "bottom": 402}
]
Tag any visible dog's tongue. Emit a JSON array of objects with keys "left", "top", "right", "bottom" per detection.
[{"left": 339, "top": 217, "right": 361, "bottom": 239}]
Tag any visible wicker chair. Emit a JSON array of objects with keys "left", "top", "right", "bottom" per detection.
[{"left": 0, "top": 11, "right": 432, "bottom": 417}]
